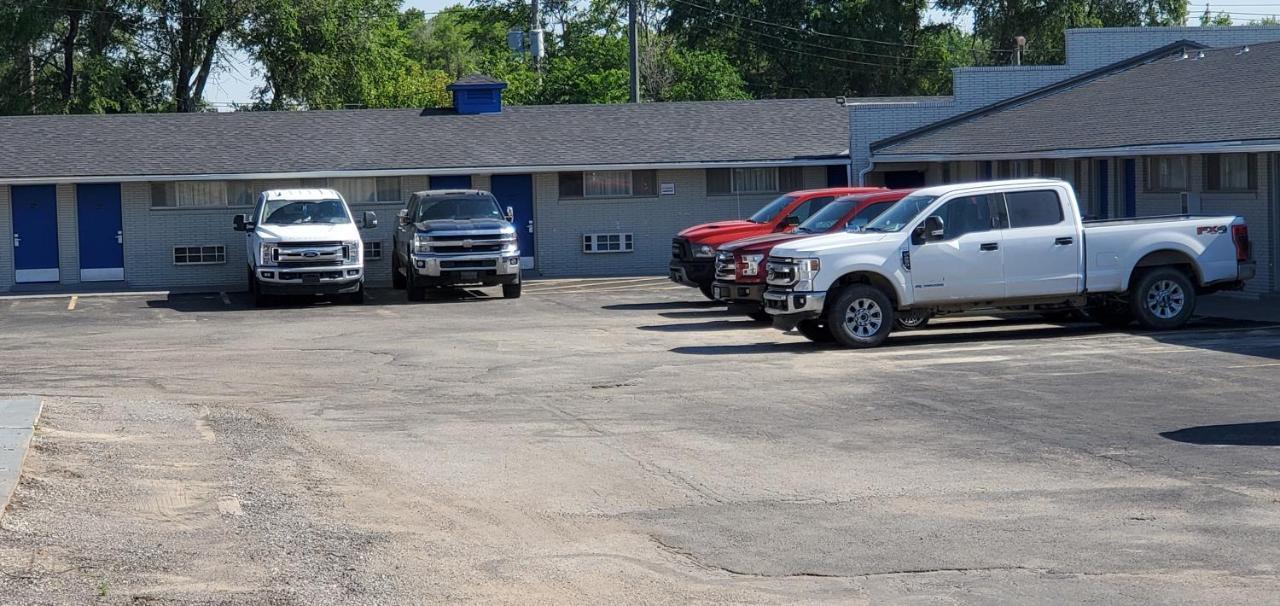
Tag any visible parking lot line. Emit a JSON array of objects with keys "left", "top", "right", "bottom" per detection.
[{"left": 66, "top": 296, "right": 77, "bottom": 311}]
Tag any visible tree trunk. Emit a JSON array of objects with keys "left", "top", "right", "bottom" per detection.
[
  {"left": 189, "top": 28, "right": 223, "bottom": 109},
  {"left": 62, "top": 11, "right": 82, "bottom": 104}
]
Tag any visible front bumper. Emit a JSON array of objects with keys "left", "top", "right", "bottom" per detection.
[
  {"left": 410, "top": 253, "right": 520, "bottom": 286},
  {"left": 712, "top": 281, "right": 767, "bottom": 304},
  {"left": 763, "top": 289, "right": 826, "bottom": 329},
  {"left": 257, "top": 266, "right": 363, "bottom": 295},
  {"left": 669, "top": 259, "right": 714, "bottom": 287}
]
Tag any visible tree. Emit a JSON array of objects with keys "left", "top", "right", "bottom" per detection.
[{"left": 146, "top": 0, "right": 252, "bottom": 112}]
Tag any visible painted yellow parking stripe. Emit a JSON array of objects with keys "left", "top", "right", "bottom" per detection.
[{"left": 67, "top": 296, "right": 78, "bottom": 311}]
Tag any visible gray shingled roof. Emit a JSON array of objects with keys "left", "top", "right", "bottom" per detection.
[
  {"left": 0, "top": 98, "right": 864, "bottom": 180},
  {"left": 873, "top": 41, "right": 1280, "bottom": 158}
]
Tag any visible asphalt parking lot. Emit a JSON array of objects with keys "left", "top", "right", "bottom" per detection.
[{"left": 1, "top": 278, "right": 1279, "bottom": 604}]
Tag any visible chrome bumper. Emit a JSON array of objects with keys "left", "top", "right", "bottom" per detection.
[
  {"left": 411, "top": 253, "right": 520, "bottom": 277},
  {"left": 763, "top": 290, "right": 826, "bottom": 316}
]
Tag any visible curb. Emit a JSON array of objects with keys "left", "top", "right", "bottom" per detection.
[{"left": 0, "top": 398, "right": 43, "bottom": 521}]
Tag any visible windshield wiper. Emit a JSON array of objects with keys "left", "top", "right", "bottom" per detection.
[{"left": 860, "top": 226, "right": 886, "bottom": 232}]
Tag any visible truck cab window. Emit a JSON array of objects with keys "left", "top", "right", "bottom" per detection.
[
  {"left": 933, "top": 194, "right": 998, "bottom": 240},
  {"left": 783, "top": 196, "right": 835, "bottom": 224},
  {"left": 415, "top": 196, "right": 502, "bottom": 222},
  {"left": 261, "top": 199, "right": 351, "bottom": 225},
  {"left": 1004, "top": 190, "right": 1065, "bottom": 228}
]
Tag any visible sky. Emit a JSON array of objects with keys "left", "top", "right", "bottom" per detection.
[{"left": 204, "top": 0, "right": 1280, "bottom": 108}]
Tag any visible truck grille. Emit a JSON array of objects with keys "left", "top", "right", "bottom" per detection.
[
  {"left": 423, "top": 232, "right": 510, "bottom": 255},
  {"left": 276, "top": 241, "right": 348, "bottom": 266},
  {"left": 671, "top": 238, "right": 691, "bottom": 261}
]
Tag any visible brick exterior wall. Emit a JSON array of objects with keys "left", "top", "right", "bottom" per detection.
[{"left": 530, "top": 166, "right": 827, "bottom": 277}]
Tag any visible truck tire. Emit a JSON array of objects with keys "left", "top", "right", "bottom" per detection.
[
  {"left": 894, "top": 310, "right": 931, "bottom": 330},
  {"left": 748, "top": 310, "right": 772, "bottom": 323},
  {"left": 796, "top": 320, "right": 834, "bottom": 343},
  {"left": 391, "top": 255, "right": 406, "bottom": 289},
  {"left": 406, "top": 270, "right": 426, "bottom": 302},
  {"left": 1129, "top": 267, "right": 1196, "bottom": 330},
  {"left": 248, "top": 268, "right": 272, "bottom": 308},
  {"left": 503, "top": 281, "right": 522, "bottom": 299},
  {"left": 347, "top": 282, "right": 365, "bottom": 304},
  {"left": 826, "top": 284, "right": 895, "bottom": 349}
]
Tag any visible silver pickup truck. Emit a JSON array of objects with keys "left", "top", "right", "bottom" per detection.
[
  {"left": 391, "top": 189, "right": 522, "bottom": 301},
  {"left": 764, "top": 179, "right": 1255, "bottom": 348}
]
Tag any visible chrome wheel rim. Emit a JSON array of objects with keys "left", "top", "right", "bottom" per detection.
[
  {"left": 1146, "top": 279, "right": 1185, "bottom": 319},
  {"left": 843, "top": 298, "right": 884, "bottom": 338}
]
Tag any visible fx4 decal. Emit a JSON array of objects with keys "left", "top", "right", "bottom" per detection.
[{"left": 1197, "top": 225, "right": 1228, "bottom": 235}]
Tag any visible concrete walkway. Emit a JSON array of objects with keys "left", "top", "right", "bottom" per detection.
[
  {"left": 0, "top": 398, "right": 42, "bottom": 520},
  {"left": 1196, "top": 293, "right": 1280, "bottom": 324}
]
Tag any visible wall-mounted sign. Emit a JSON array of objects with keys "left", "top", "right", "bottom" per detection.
[{"left": 660, "top": 183, "right": 676, "bottom": 195}]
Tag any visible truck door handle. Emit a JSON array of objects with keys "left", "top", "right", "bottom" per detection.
[
  {"left": 1054, "top": 236, "right": 1074, "bottom": 246},
  {"left": 979, "top": 242, "right": 999, "bottom": 251}
]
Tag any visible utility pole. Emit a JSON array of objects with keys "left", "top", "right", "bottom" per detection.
[
  {"left": 628, "top": 0, "right": 640, "bottom": 103},
  {"left": 530, "top": 0, "right": 544, "bottom": 72}
]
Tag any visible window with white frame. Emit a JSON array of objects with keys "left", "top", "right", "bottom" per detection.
[
  {"left": 1205, "top": 153, "right": 1255, "bottom": 192},
  {"left": 707, "top": 167, "right": 803, "bottom": 195},
  {"left": 582, "top": 233, "right": 634, "bottom": 253},
  {"left": 558, "top": 170, "right": 656, "bottom": 198},
  {"left": 363, "top": 241, "right": 382, "bottom": 260},
  {"left": 332, "top": 177, "right": 402, "bottom": 203},
  {"left": 1145, "top": 156, "right": 1189, "bottom": 192},
  {"left": 173, "top": 245, "right": 225, "bottom": 265},
  {"left": 151, "top": 181, "right": 229, "bottom": 208}
]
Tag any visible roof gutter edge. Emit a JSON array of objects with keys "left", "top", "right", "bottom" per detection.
[{"left": 872, "top": 140, "right": 1280, "bottom": 162}]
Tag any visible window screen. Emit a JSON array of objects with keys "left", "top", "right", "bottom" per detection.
[
  {"left": 584, "top": 171, "right": 632, "bottom": 197},
  {"left": 559, "top": 172, "right": 584, "bottom": 198},
  {"left": 707, "top": 169, "right": 732, "bottom": 195},
  {"left": 779, "top": 167, "right": 805, "bottom": 192},
  {"left": 1003, "top": 190, "right": 1064, "bottom": 228},
  {"left": 632, "top": 170, "right": 657, "bottom": 197}
]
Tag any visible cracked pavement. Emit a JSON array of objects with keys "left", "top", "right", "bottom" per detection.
[{"left": 1, "top": 280, "right": 1279, "bottom": 604}]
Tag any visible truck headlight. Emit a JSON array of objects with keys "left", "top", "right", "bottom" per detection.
[
  {"left": 413, "top": 234, "right": 430, "bottom": 254},
  {"left": 740, "top": 253, "right": 764, "bottom": 276},
  {"left": 694, "top": 244, "right": 715, "bottom": 258},
  {"left": 260, "top": 243, "right": 277, "bottom": 265},
  {"left": 343, "top": 241, "right": 360, "bottom": 263}
]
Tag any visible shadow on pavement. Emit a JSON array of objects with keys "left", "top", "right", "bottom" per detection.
[
  {"left": 144, "top": 288, "right": 496, "bottom": 312},
  {"left": 1160, "top": 422, "right": 1280, "bottom": 446},
  {"left": 658, "top": 309, "right": 742, "bottom": 319},
  {"left": 602, "top": 301, "right": 722, "bottom": 311},
  {"left": 672, "top": 341, "right": 832, "bottom": 355},
  {"left": 638, "top": 320, "right": 767, "bottom": 333}
]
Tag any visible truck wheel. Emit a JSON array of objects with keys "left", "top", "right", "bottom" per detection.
[
  {"left": 796, "top": 320, "right": 834, "bottom": 343},
  {"left": 249, "top": 268, "right": 272, "bottom": 308},
  {"left": 699, "top": 283, "right": 717, "bottom": 301},
  {"left": 1088, "top": 305, "right": 1133, "bottom": 328},
  {"left": 503, "top": 281, "right": 522, "bottom": 299},
  {"left": 748, "top": 310, "right": 772, "bottom": 323},
  {"left": 347, "top": 282, "right": 365, "bottom": 304},
  {"left": 1130, "top": 267, "right": 1196, "bottom": 330},
  {"left": 406, "top": 270, "right": 426, "bottom": 302},
  {"left": 826, "top": 285, "right": 894, "bottom": 349},
  {"left": 391, "top": 256, "right": 406, "bottom": 289},
  {"left": 894, "top": 310, "right": 931, "bottom": 330}
]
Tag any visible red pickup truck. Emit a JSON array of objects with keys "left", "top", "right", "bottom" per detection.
[
  {"left": 669, "top": 187, "right": 881, "bottom": 298},
  {"left": 712, "top": 189, "right": 917, "bottom": 322}
]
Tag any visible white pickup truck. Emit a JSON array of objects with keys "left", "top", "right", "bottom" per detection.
[
  {"left": 233, "top": 188, "right": 378, "bottom": 306},
  {"left": 763, "top": 179, "right": 1255, "bottom": 348}
]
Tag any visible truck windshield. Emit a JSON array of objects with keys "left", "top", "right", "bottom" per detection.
[
  {"left": 416, "top": 197, "right": 502, "bottom": 222},
  {"left": 861, "top": 194, "right": 938, "bottom": 232},
  {"left": 748, "top": 195, "right": 797, "bottom": 223},
  {"left": 795, "top": 198, "right": 857, "bottom": 233},
  {"left": 260, "top": 199, "right": 351, "bottom": 225}
]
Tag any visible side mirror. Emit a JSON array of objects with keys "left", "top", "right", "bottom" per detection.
[
  {"left": 362, "top": 211, "right": 378, "bottom": 229},
  {"left": 914, "top": 215, "right": 945, "bottom": 242},
  {"left": 778, "top": 215, "right": 801, "bottom": 231},
  {"left": 505, "top": 206, "right": 515, "bottom": 223},
  {"left": 233, "top": 214, "right": 252, "bottom": 232},
  {"left": 397, "top": 208, "right": 410, "bottom": 226}
]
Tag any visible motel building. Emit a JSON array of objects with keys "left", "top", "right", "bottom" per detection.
[{"left": 0, "top": 76, "right": 859, "bottom": 293}]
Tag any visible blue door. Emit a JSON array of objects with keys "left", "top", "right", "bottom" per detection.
[
  {"left": 11, "top": 185, "right": 60, "bottom": 283},
  {"left": 430, "top": 175, "right": 472, "bottom": 190},
  {"left": 491, "top": 174, "right": 535, "bottom": 270},
  {"left": 76, "top": 183, "right": 124, "bottom": 281}
]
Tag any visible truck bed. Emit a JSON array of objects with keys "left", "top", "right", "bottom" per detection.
[{"left": 1082, "top": 213, "right": 1245, "bottom": 293}]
